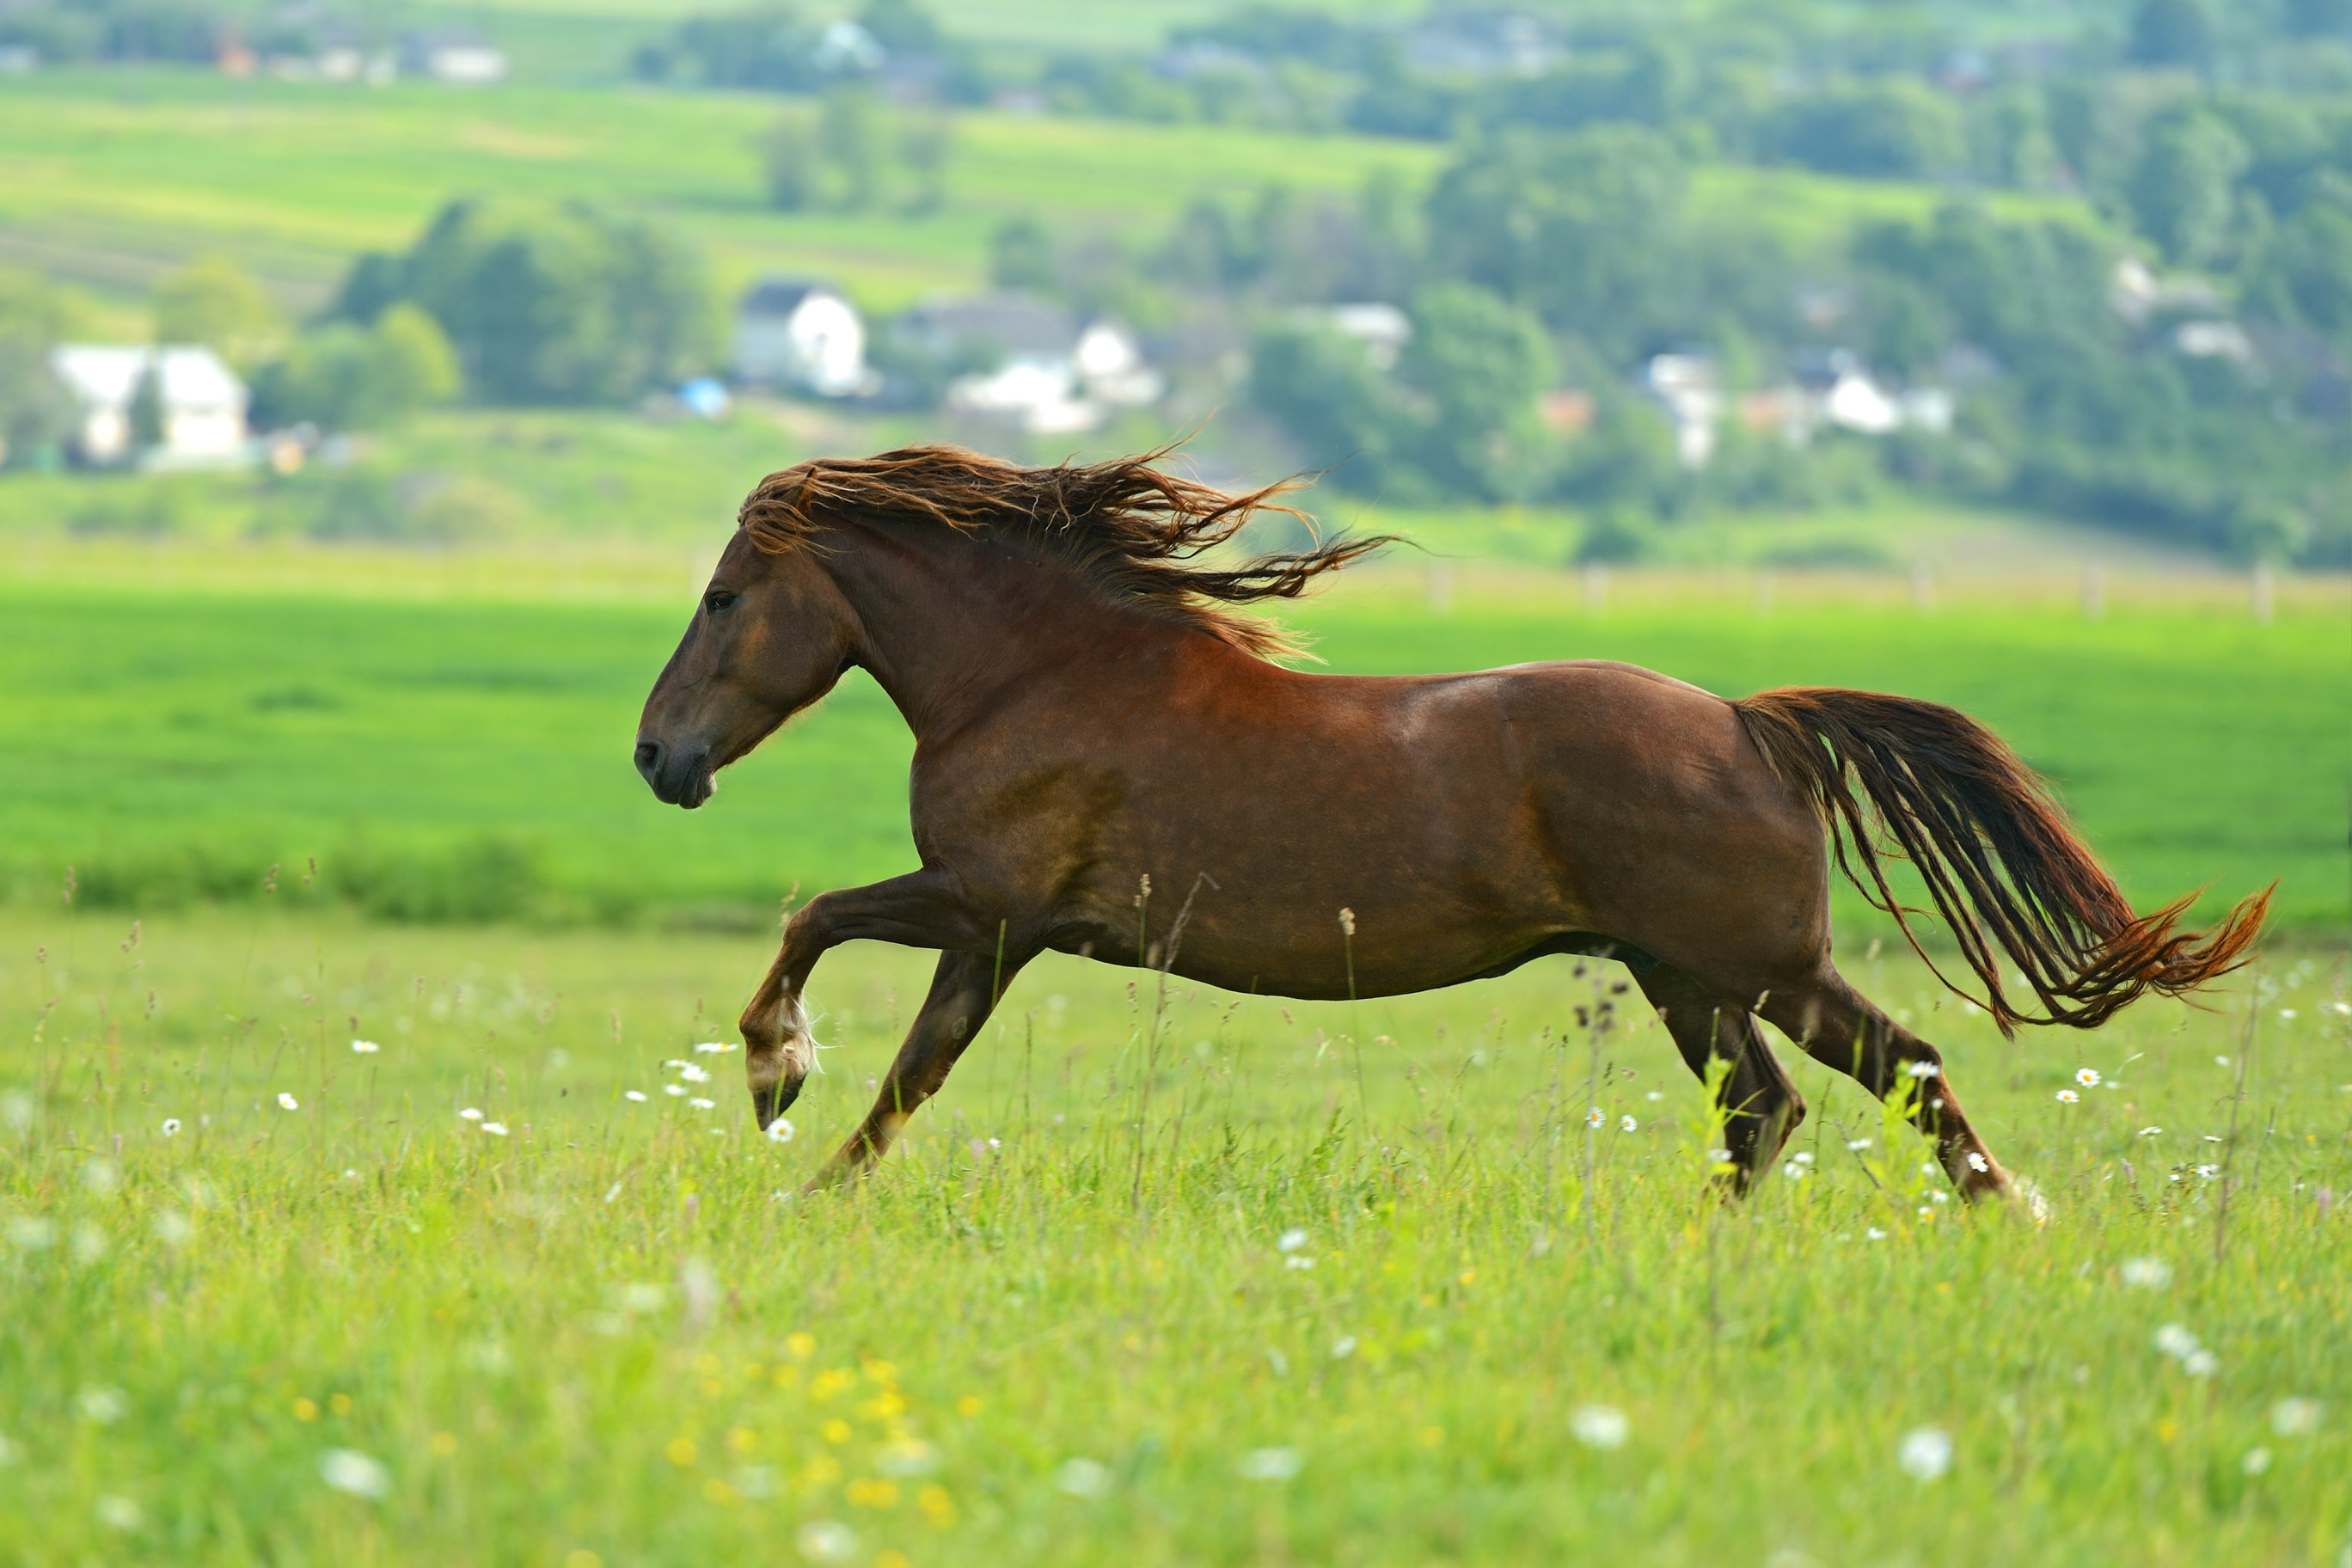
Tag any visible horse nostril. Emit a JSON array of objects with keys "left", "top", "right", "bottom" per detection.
[{"left": 633, "top": 739, "right": 662, "bottom": 779}]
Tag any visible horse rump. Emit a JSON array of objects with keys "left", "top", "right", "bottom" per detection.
[{"left": 1733, "top": 686, "right": 2268, "bottom": 1032}]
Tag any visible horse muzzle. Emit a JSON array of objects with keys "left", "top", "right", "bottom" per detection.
[{"left": 633, "top": 737, "right": 716, "bottom": 809}]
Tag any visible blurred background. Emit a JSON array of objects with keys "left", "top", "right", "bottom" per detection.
[{"left": 0, "top": 0, "right": 2343, "bottom": 941}]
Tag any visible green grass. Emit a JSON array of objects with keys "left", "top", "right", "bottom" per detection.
[
  {"left": 0, "top": 551, "right": 2338, "bottom": 934},
  {"left": 0, "top": 901, "right": 2346, "bottom": 1565}
]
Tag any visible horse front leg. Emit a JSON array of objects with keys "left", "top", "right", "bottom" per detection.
[
  {"left": 736, "top": 868, "right": 997, "bottom": 1131},
  {"left": 811, "top": 946, "right": 1030, "bottom": 1187}
]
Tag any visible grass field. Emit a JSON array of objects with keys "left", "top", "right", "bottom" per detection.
[
  {"left": 0, "top": 896, "right": 2346, "bottom": 1565},
  {"left": 0, "top": 546, "right": 2340, "bottom": 934}
]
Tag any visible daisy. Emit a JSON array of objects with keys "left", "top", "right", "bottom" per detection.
[
  {"left": 677, "top": 1063, "right": 712, "bottom": 1085},
  {"left": 351, "top": 1039, "right": 380, "bottom": 1055},
  {"left": 2075, "top": 1068, "right": 2101, "bottom": 1087},
  {"left": 689, "top": 1098, "right": 715, "bottom": 1110},
  {"left": 1584, "top": 1106, "right": 1605, "bottom": 1128},
  {"left": 278, "top": 1093, "right": 300, "bottom": 1111},
  {"left": 1905, "top": 1061, "right": 1938, "bottom": 1080},
  {"left": 160, "top": 1118, "right": 181, "bottom": 1136},
  {"left": 664, "top": 1085, "right": 687, "bottom": 1098},
  {"left": 1966, "top": 1152, "right": 1988, "bottom": 1173},
  {"left": 2055, "top": 1088, "right": 2079, "bottom": 1104},
  {"left": 481, "top": 1122, "right": 509, "bottom": 1137},
  {"left": 458, "top": 1107, "right": 484, "bottom": 1121},
  {"left": 765, "top": 1119, "right": 795, "bottom": 1144},
  {"left": 1619, "top": 1115, "right": 1637, "bottom": 1133},
  {"left": 625, "top": 1090, "right": 648, "bottom": 1103}
]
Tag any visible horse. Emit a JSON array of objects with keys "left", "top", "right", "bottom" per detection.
[{"left": 633, "top": 445, "right": 2268, "bottom": 1198}]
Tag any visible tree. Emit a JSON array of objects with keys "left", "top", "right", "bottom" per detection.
[
  {"left": 989, "top": 217, "right": 1055, "bottom": 293},
  {"left": 1424, "top": 127, "right": 1689, "bottom": 362},
  {"left": 818, "top": 86, "right": 886, "bottom": 210},
  {"left": 256, "top": 305, "right": 459, "bottom": 432},
  {"left": 1764, "top": 80, "right": 1965, "bottom": 181},
  {"left": 153, "top": 255, "right": 284, "bottom": 368},
  {"left": 2128, "top": 0, "right": 2214, "bottom": 68},
  {"left": 1246, "top": 323, "right": 1405, "bottom": 495},
  {"left": 2250, "top": 200, "right": 2352, "bottom": 334},
  {"left": 2283, "top": 0, "right": 2352, "bottom": 37},
  {"left": 1395, "top": 283, "right": 1555, "bottom": 501},
  {"left": 2124, "top": 109, "right": 2249, "bottom": 267},
  {"left": 0, "top": 269, "right": 77, "bottom": 467},
  {"left": 760, "top": 113, "right": 818, "bottom": 211},
  {"left": 332, "top": 199, "right": 714, "bottom": 405}
]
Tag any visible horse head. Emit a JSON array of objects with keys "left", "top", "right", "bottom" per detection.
[{"left": 634, "top": 529, "right": 858, "bottom": 809}]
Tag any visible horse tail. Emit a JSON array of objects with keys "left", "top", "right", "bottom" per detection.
[{"left": 1733, "top": 686, "right": 2269, "bottom": 1033}]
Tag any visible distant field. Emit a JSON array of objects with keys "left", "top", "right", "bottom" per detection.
[
  {"left": 0, "top": 550, "right": 2337, "bottom": 935},
  {"left": 0, "top": 69, "right": 2098, "bottom": 326}
]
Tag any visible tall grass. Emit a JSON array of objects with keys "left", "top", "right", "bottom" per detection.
[{"left": 1, "top": 905, "right": 2345, "bottom": 1564}]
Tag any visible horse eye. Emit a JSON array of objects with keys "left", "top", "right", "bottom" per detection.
[{"left": 703, "top": 590, "right": 738, "bottom": 616}]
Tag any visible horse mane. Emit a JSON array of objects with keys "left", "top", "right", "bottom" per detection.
[{"left": 735, "top": 444, "right": 1396, "bottom": 659}]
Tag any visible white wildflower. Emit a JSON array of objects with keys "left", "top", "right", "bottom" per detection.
[
  {"left": 1054, "top": 1458, "right": 1112, "bottom": 1499},
  {"left": 1847, "top": 1137, "right": 1871, "bottom": 1152},
  {"left": 625, "top": 1091, "right": 647, "bottom": 1103},
  {"left": 689, "top": 1098, "right": 715, "bottom": 1110},
  {"left": 278, "top": 1093, "right": 299, "bottom": 1111},
  {"left": 1585, "top": 1106, "right": 1605, "bottom": 1128},
  {"left": 677, "top": 1063, "right": 712, "bottom": 1084},
  {"left": 320, "top": 1448, "right": 391, "bottom": 1499},
  {"left": 796, "top": 1519, "right": 856, "bottom": 1561},
  {"left": 1619, "top": 1115, "right": 1637, "bottom": 1133},
  {"left": 1570, "top": 1405, "right": 1629, "bottom": 1449},
  {"left": 664, "top": 1085, "right": 687, "bottom": 1098},
  {"left": 458, "top": 1107, "right": 483, "bottom": 1121},
  {"left": 2119, "top": 1257, "right": 2172, "bottom": 1289},
  {"left": 1905, "top": 1061, "right": 1938, "bottom": 1080},
  {"left": 1237, "top": 1446, "right": 1302, "bottom": 1481},
  {"left": 481, "top": 1122, "right": 508, "bottom": 1137},
  {"left": 161, "top": 1118, "right": 181, "bottom": 1136},
  {"left": 1966, "top": 1152, "right": 1988, "bottom": 1173},
  {"left": 2153, "top": 1324, "right": 2200, "bottom": 1361},
  {"left": 2137, "top": 1125, "right": 2162, "bottom": 1136},
  {"left": 1898, "top": 1427, "right": 1952, "bottom": 1482},
  {"left": 694, "top": 1041, "right": 736, "bottom": 1055},
  {"left": 351, "top": 1040, "right": 380, "bottom": 1055},
  {"left": 2075, "top": 1067, "right": 2101, "bottom": 1087},
  {"left": 2271, "top": 1397, "right": 2322, "bottom": 1436},
  {"left": 765, "top": 1119, "right": 796, "bottom": 1144},
  {"left": 1277, "top": 1228, "right": 1308, "bottom": 1253},
  {"left": 2055, "top": 1089, "right": 2079, "bottom": 1104},
  {"left": 2184, "top": 1349, "right": 2219, "bottom": 1379}
]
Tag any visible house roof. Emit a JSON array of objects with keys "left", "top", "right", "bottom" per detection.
[
  {"left": 897, "top": 294, "right": 1077, "bottom": 359},
  {"left": 50, "top": 345, "right": 246, "bottom": 408},
  {"left": 740, "top": 279, "right": 845, "bottom": 318}
]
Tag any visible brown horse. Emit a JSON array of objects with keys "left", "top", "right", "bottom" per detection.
[{"left": 634, "top": 446, "right": 2267, "bottom": 1198}]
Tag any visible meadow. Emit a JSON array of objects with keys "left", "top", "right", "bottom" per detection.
[
  {"left": 0, "top": 892, "right": 2346, "bottom": 1565},
  {"left": 0, "top": 547, "right": 2339, "bottom": 934}
]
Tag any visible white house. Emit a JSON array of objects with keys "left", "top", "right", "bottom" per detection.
[
  {"left": 50, "top": 345, "right": 248, "bottom": 469},
  {"left": 897, "top": 295, "right": 1162, "bottom": 434},
  {"left": 1643, "top": 352, "right": 1724, "bottom": 469},
  {"left": 735, "top": 280, "right": 870, "bottom": 397}
]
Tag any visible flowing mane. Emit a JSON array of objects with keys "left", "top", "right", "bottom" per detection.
[{"left": 735, "top": 444, "right": 1394, "bottom": 659}]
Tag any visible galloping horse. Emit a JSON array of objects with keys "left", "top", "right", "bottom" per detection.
[{"left": 634, "top": 447, "right": 2266, "bottom": 1197}]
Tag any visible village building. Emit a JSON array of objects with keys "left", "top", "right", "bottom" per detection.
[
  {"left": 734, "top": 280, "right": 871, "bottom": 397},
  {"left": 49, "top": 345, "right": 249, "bottom": 469},
  {"left": 895, "top": 295, "right": 1161, "bottom": 434}
]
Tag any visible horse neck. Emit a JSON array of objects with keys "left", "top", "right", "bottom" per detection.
[{"left": 819, "top": 522, "right": 1167, "bottom": 736}]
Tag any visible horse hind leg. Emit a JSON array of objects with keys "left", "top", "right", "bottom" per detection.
[
  {"left": 1634, "top": 964, "right": 1806, "bottom": 1193},
  {"left": 1759, "top": 966, "right": 2011, "bottom": 1204}
]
